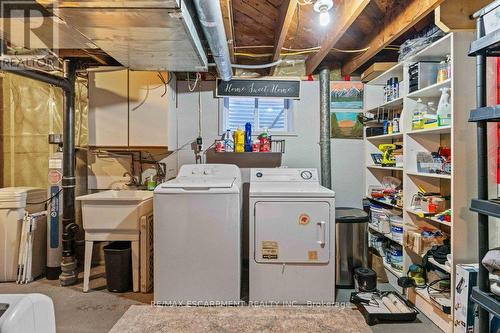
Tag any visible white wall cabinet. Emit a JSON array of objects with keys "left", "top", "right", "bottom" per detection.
[
  {"left": 129, "top": 71, "right": 169, "bottom": 147},
  {"left": 88, "top": 69, "right": 129, "bottom": 146},
  {"left": 88, "top": 69, "right": 169, "bottom": 147}
]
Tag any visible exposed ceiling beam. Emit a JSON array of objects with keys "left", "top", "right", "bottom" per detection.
[
  {"left": 220, "top": 0, "right": 236, "bottom": 63},
  {"left": 305, "top": 0, "right": 370, "bottom": 75},
  {"left": 342, "top": 0, "right": 446, "bottom": 76},
  {"left": 269, "top": 0, "right": 297, "bottom": 76},
  {"left": 58, "top": 49, "right": 108, "bottom": 65}
]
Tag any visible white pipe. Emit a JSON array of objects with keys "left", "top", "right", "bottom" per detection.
[{"left": 208, "top": 59, "right": 283, "bottom": 69}]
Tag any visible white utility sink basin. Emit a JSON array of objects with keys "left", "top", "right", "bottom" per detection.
[
  {"left": 77, "top": 190, "right": 153, "bottom": 239},
  {"left": 77, "top": 190, "right": 153, "bottom": 201}
]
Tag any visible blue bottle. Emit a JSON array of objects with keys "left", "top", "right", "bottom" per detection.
[{"left": 244, "top": 122, "right": 252, "bottom": 152}]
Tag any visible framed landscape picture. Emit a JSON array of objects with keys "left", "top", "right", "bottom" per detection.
[
  {"left": 330, "top": 81, "right": 364, "bottom": 109},
  {"left": 330, "top": 111, "right": 364, "bottom": 139}
]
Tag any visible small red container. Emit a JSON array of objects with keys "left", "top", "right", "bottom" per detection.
[
  {"left": 260, "top": 138, "right": 270, "bottom": 152},
  {"left": 252, "top": 141, "right": 260, "bottom": 152},
  {"left": 215, "top": 140, "right": 225, "bottom": 152}
]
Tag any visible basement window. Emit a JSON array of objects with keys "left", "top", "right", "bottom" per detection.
[{"left": 222, "top": 97, "right": 294, "bottom": 134}]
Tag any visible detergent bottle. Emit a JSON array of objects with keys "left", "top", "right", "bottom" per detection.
[
  {"left": 234, "top": 128, "right": 245, "bottom": 152},
  {"left": 412, "top": 98, "right": 426, "bottom": 130},
  {"left": 223, "top": 129, "right": 234, "bottom": 152},
  {"left": 244, "top": 122, "right": 252, "bottom": 152},
  {"left": 437, "top": 87, "right": 451, "bottom": 126}
]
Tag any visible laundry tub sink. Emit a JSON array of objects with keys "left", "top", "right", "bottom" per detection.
[
  {"left": 77, "top": 190, "right": 153, "bottom": 293},
  {"left": 76, "top": 190, "right": 153, "bottom": 240}
]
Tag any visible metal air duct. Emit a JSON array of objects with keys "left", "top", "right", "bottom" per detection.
[
  {"left": 193, "top": 0, "right": 232, "bottom": 81},
  {"left": 319, "top": 66, "right": 332, "bottom": 189}
]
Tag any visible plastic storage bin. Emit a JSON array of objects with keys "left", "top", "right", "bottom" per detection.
[
  {"left": 0, "top": 187, "right": 46, "bottom": 281},
  {"left": 103, "top": 241, "right": 132, "bottom": 292},
  {"left": 390, "top": 216, "right": 404, "bottom": 243},
  {"left": 369, "top": 206, "right": 387, "bottom": 228},
  {"left": 389, "top": 244, "right": 403, "bottom": 271}
]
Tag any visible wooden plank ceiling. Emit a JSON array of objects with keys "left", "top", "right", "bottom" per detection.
[{"left": 222, "top": 0, "right": 440, "bottom": 76}]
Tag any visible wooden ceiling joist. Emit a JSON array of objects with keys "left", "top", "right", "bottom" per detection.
[
  {"left": 305, "top": 0, "right": 370, "bottom": 75},
  {"left": 57, "top": 49, "right": 108, "bottom": 65},
  {"left": 269, "top": 0, "right": 297, "bottom": 75},
  {"left": 220, "top": 0, "right": 236, "bottom": 63},
  {"left": 341, "top": 0, "right": 446, "bottom": 76}
]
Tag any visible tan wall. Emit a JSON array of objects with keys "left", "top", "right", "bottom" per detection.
[{"left": 1, "top": 72, "right": 88, "bottom": 188}]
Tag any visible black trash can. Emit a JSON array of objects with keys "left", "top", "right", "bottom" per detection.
[
  {"left": 103, "top": 241, "right": 132, "bottom": 293},
  {"left": 335, "top": 207, "right": 369, "bottom": 288}
]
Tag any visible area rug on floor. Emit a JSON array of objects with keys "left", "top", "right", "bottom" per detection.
[{"left": 109, "top": 305, "right": 372, "bottom": 333}]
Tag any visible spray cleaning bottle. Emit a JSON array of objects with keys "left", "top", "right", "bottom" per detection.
[{"left": 437, "top": 87, "right": 451, "bottom": 126}]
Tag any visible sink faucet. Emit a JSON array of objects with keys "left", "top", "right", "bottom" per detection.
[{"left": 123, "top": 172, "right": 138, "bottom": 187}]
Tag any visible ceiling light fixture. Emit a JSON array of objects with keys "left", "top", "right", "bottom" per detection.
[{"left": 314, "top": 0, "right": 333, "bottom": 27}]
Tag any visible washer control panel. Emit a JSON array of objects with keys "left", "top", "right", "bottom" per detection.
[
  {"left": 251, "top": 168, "right": 319, "bottom": 182},
  {"left": 300, "top": 170, "right": 313, "bottom": 180}
]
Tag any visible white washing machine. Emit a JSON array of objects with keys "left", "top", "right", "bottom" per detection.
[
  {"left": 154, "top": 164, "right": 242, "bottom": 304},
  {"left": 249, "top": 168, "right": 335, "bottom": 304}
]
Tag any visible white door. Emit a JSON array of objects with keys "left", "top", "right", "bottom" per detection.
[
  {"left": 129, "top": 71, "right": 169, "bottom": 147},
  {"left": 88, "top": 69, "right": 129, "bottom": 146},
  {"left": 254, "top": 201, "right": 330, "bottom": 264}
]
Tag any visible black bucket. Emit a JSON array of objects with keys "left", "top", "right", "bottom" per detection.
[{"left": 103, "top": 241, "right": 132, "bottom": 293}]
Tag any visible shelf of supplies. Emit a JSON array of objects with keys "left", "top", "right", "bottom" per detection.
[
  {"left": 383, "top": 260, "right": 403, "bottom": 278},
  {"left": 366, "top": 97, "right": 404, "bottom": 113},
  {"left": 469, "top": 105, "right": 500, "bottom": 122},
  {"left": 407, "top": 79, "right": 451, "bottom": 99},
  {"left": 366, "top": 132, "right": 403, "bottom": 140},
  {"left": 368, "top": 224, "right": 403, "bottom": 245},
  {"left": 406, "top": 209, "right": 452, "bottom": 226},
  {"left": 471, "top": 287, "right": 500, "bottom": 318},
  {"left": 406, "top": 171, "right": 451, "bottom": 180},
  {"left": 406, "top": 34, "right": 452, "bottom": 63},
  {"left": 367, "top": 165, "right": 403, "bottom": 171},
  {"left": 369, "top": 62, "right": 404, "bottom": 86},
  {"left": 205, "top": 148, "right": 282, "bottom": 168},
  {"left": 428, "top": 257, "right": 451, "bottom": 273},
  {"left": 468, "top": 28, "right": 500, "bottom": 57},
  {"left": 470, "top": 198, "right": 500, "bottom": 219},
  {"left": 367, "top": 197, "right": 403, "bottom": 210},
  {"left": 407, "top": 126, "right": 451, "bottom": 136}
]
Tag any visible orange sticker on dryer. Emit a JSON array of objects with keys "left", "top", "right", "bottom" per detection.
[
  {"left": 299, "top": 214, "right": 310, "bottom": 225},
  {"left": 308, "top": 251, "right": 318, "bottom": 260}
]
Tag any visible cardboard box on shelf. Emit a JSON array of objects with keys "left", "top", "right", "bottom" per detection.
[{"left": 454, "top": 264, "right": 478, "bottom": 333}]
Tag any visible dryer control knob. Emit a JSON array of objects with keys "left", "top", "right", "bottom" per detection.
[{"left": 256, "top": 172, "right": 263, "bottom": 178}]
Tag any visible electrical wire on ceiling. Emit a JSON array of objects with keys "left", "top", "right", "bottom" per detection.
[
  {"left": 187, "top": 72, "right": 201, "bottom": 92},
  {"left": 131, "top": 83, "right": 150, "bottom": 111},
  {"left": 231, "top": 44, "right": 399, "bottom": 58},
  {"left": 157, "top": 71, "right": 172, "bottom": 97},
  {"left": 131, "top": 72, "right": 171, "bottom": 112}
]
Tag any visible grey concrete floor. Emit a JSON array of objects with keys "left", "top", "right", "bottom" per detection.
[
  {"left": 0, "top": 266, "right": 152, "bottom": 333},
  {"left": 0, "top": 267, "right": 443, "bottom": 333},
  {"left": 336, "top": 283, "right": 442, "bottom": 333}
]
